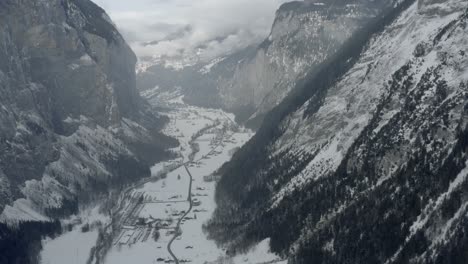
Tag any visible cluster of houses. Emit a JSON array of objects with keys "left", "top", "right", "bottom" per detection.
[{"left": 136, "top": 215, "right": 174, "bottom": 229}]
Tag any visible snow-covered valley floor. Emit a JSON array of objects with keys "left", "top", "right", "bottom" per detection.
[{"left": 41, "top": 93, "right": 286, "bottom": 264}]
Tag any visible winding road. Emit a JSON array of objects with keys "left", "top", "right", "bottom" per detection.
[
  {"left": 167, "top": 165, "right": 194, "bottom": 264},
  {"left": 164, "top": 113, "right": 239, "bottom": 263},
  {"left": 95, "top": 107, "right": 252, "bottom": 264}
]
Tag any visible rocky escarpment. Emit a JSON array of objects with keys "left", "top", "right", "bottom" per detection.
[
  {"left": 216, "top": 0, "right": 393, "bottom": 126},
  {"left": 137, "top": 0, "right": 393, "bottom": 127},
  {"left": 0, "top": 0, "right": 175, "bottom": 238},
  {"left": 208, "top": 0, "right": 468, "bottom": 263}
]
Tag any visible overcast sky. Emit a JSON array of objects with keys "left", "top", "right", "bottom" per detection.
[{"left": 92, "top": 0, "right": 289, "bottom": 62}]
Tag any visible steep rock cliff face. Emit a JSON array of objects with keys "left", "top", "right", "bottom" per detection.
[
  {"left": 137, "top": 0, "right": 392, "bottom": 126},
  {"left": 0, "top": 0, "right": 175, "bottom": 224},
  {"left": 217, "top": 0, "right": 391, "bottom": 126},
  {"left": 208, "top": 0, "right": 468, "bottom": 263}
]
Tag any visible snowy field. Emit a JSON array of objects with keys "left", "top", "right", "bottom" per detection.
[
  {"left": 40, "top": 93, "right": 285, "bottom": 264},
  {"left": 41, "top": 228, "right": 98, "bottom": 264},
  {"left": 41, "top": 206, "right": 109, "bottom": 264}
]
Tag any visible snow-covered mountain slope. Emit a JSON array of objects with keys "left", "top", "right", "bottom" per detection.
[
  {"left": 137, "top": 0, "right": 392, "bottom": 126},
  {"left": 208, "top": 0, "right": 468, "bottom": 263},
  {"left": 0, "top": 0, "right": 176, "bottom": 235}
]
